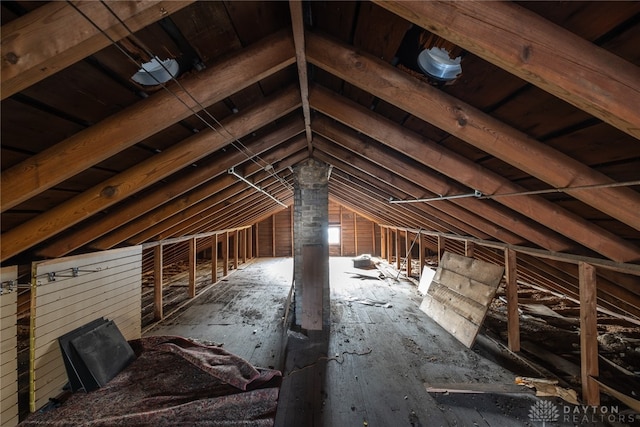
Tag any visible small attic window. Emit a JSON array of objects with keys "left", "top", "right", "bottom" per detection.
[
  {"left": 328, "top": 227, "right": 340, "bottom": 245},
  {"left": 131, "top": 57, "right": 180, "bottom": 86}
]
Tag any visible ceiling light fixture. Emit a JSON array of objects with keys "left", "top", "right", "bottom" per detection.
[
  {"left": 131, "top": 57, "right": 180, "bottom": 86},
  {"left": 417, "top": 47, "right": 462, "bottom": 81}
]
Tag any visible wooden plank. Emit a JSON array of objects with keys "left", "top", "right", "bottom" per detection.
[
  {"left": 579, "top": 262, "right": 600, "bottom": 406},
  {"left": 420, "top": 294, "right": 477, "bottom": 347},
  {"left": 420, "top": 252, "right": 504, "bottom": 347},
  {"left": 301, "top": 244, "right": 325, "bottom": 331},
  {"left": 427, "top": 281, "right": 487, "bottom": 325},
  {"left": 505, "top": 248, "right": 520, "bottom": 352}
]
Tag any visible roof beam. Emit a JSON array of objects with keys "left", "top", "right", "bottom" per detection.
[
  {"left": 92, "top": 140, "right": 306, "bottom": 249},
  {"left": 289, "top": 0, "right": 313, "bottom": 152},
  {"left": 374, "top": 1, "right": 640, "bottom": 140},
  {"left": 36, "top": 116, "right": 305, "bottom": 257},
  {"left": 1, "top": 29, "right": 295, "bottom": 212},
  {"left": 313, "top": 117, "right": 579, "bottom": 255},
  {"left": 313, "top": 144, "right": 516, "bottom": 242},
  {"left": 0, "top": 87, "right": 300, "bottom": 261},
  {"left": 307, "top": 32, "right": 640, "bottom": 260},
  {"left": 1, "top": 1, "right": 195, "bottom": 99}
]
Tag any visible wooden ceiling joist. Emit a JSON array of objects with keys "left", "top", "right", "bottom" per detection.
[
  {"left": 1, "top": 28, "right": 296, "bottom": 212},
  {"left": 374, "top": 1, "right": 640, "bottom": 140},
  {"left": 307, "top": 32, "right": 640, "bottom": 261},
  {"left": 0, "top": 1, "right": 195, "bottom": 99},
  {"left": 0, "top": 87, "right": 301, "bottom": 261}
]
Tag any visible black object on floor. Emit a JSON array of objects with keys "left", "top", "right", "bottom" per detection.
[{"left": 58, "top": 318, "right": 135, "bottom": 392}]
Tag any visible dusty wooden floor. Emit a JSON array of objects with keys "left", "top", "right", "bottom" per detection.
[{"left": 145, "top": 257, "right": 582, "bottom": 426}]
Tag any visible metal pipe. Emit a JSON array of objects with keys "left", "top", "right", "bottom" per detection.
[
  {"left": 389, "top": 190, "right": 481, "bottom": 204},
  {"left": 228, "top": 167, "right": 288, "bottom": 208}
]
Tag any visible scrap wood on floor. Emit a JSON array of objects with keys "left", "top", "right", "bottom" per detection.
[{"left": 19, "top": 336, "right": 282, "bottom": 427}]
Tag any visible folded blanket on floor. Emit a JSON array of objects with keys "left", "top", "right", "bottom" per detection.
[{"left": 20, "top": 336, "right": 282, "bottom": 427}]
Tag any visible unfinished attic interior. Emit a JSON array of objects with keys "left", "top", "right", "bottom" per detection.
[{"left": 1, "top": 0, "right": 640, "bottom": 425}]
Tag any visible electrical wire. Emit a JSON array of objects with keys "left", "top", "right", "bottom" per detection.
[
  {"left": 97, "top": 0, "right": 293, "bottom": 191},
  {"left": 67, "top": 1, "right": 292, "bottom": 195},
  {"left": 389, "top": 179, "right": 640, "bottom": 203}
]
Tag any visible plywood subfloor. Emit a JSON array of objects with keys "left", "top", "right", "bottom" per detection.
[{"left": 145, "top": 257, "right": 543, "bottom": 426}]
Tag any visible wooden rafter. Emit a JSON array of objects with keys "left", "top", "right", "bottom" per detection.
[
  {"left": 0, "top": 1, "right": 195, "bottom": 99},
  {"left": 36, "top": 116, "right": 305, "bottom": 258},
  {"left": 1, "top": 29, "right": 296, "bottom": 212},
  {"left": 307, "top": 32, "right": 640, "bottom": 261},
  {"left": 0, "top": 87, "right": 301, "bottom": 261},
  {"left": 289, "top": 0, "right": 313, "bottom": 153},
  {"left": 374, "top": 0, "right": 640, "bottom": 140}
]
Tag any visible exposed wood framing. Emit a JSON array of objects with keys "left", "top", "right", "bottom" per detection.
[
  {"left": 36, "top": 117, "right": 304, "bottom": 258},
  {"left": 1, "top": 1, "right": 195, "bottom": 99},
  {"left": 579, "top": 262, "right": 600, "bottom": 405},
  {"left": 374, "top": 1, "right": 640, "bottom": 140},
  {"left": 154, "top": 245, "right": 163, "bottom": 320},
  {"left": 1, "top": 29, "right": 296, "bottom": 212},
  {"left": 505, "top": 248, "right": 520, "bottom": 352},
  {"left": 1, "top": 88, "right": 301, "bottom": 261},
  {"left": 465, "top": 241, "right": 475, "bottom": 258},
  {"left": 307, "top": 34, "right": 640, "bottom": 260},
  {"left": 289, "top": 0, "right": 313, "bottom": 152},
  {"left": 188, "top": 238, "right": 196, "bottom": 298},
  {"left": 223, "top": 232, "right": 229, "bottom": 276},
  {"left": 212, "top": 234, "right": 218, "bottom": 284},
  {"left": 234, "top": 230, "right": 239, "bottom": 270}
]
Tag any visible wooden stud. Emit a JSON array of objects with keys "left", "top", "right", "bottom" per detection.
[
  {"left": 248, "top": 226, "right": 254, "bottom": 259},
  {"left": 241, "top": 229, "right": 247, "bottom": 264},
  {"left": 188, "top": 238, "right": 197, "bottom": 298},
  {"left": 505, "top": 248, "right": 520, "bottom": 352},
  {"left": 438, "top": 235, "right": 446, "bottom": 261},
  {"left": 419, "top": 233, "right": 425, "bottom": 280},
  {"left": 396, "top": 229, "right": 401, "bottom": 270},
  {"left": 212, "top": 234, "right": 218, "bottom": 283},
  {"left": 339, "top": 206, "right": 344, "bottom": 257},
  {"left": 354, "top": 213, "right": 358, "bottom": 255},
  {"left": 154, "top": 245, "right": 163, "bottom": 320},
  {"left": 255, "top": 223, "right": 260, "bottom": 258},
  {"left": 405, "top": 230, "right": 412, "bottom": 277},
  {"left": 371, "top": 222, "right": 376, "bottom": 256},
  {"left": 387, "top": 228, "right": 392, "bottom": 264},
  {"left": 465, "top": 241, "right": 475, "bottom": 258},
  {"left": 579, "top": 262, "right": 600, "bottom": 406},
  {"left": 223, "top": 232, "right": 229, "bottom": 276},
  {"left": 234, "top": 230, "right": 239, "bottom": 270},
  {"left": 272, "top": 213, "right": 276, "bottom": 257}
]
